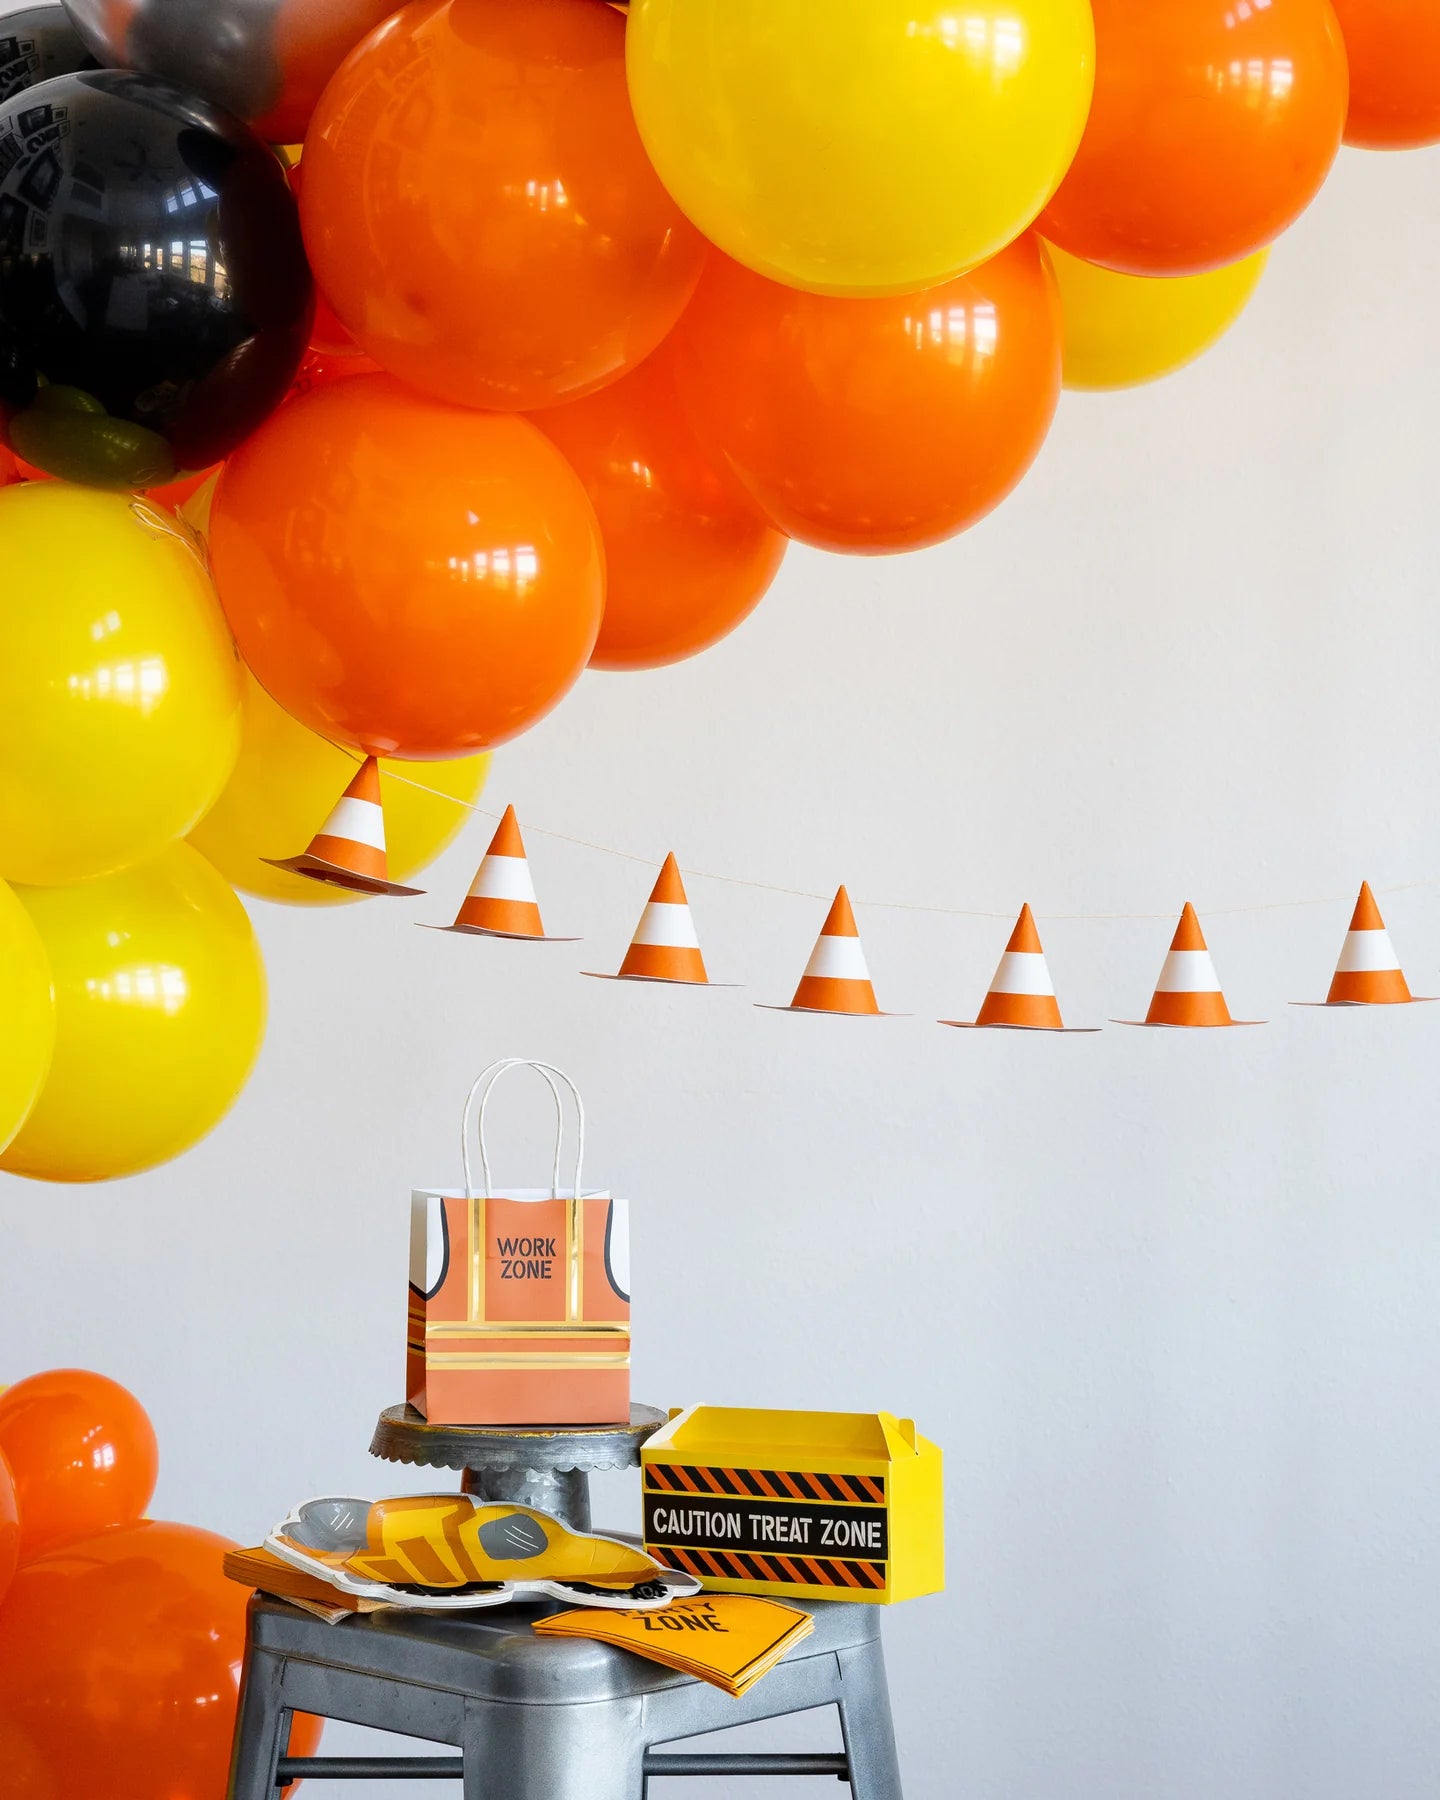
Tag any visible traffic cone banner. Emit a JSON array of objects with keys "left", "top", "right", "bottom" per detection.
[
  {"left": 1299, "top": 881, "right": 1434, "bottom": 1005},
  {"left": 760, "top": 886, "right": 898, "bottom": 1015},
  {"left": 266, "top": 757, "right": 424, "bottom": 897},
  {"left": 941, "top": 904, "right": 1098, "bottom": 1031},
  {"left": 428, "top": 805, "right": 577, "bottom": 940},
  {"left": 1118, "top": 902, "right": 1263, "bottom": 1027},
  {"left": 1329, "top": 881, "right": 1410, "bottom": 1003},
  {"left": 585, "top": 854, "right": 726, "bottom": 985}
]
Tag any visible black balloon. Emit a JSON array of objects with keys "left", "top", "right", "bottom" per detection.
[
  {"left": 0, "top": 69, "right": 312, "bottom": 486},
  {"left": 0, "top": 6, "right": 97, "bottom": 106}
]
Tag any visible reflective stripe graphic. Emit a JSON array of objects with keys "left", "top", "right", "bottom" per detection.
[
  {"left": 1334, "top": 929, "right": 1400, "bottom": 974},
  {"left": 630, "top": 901, "right": 700, "bottom": 949},
  {"left": 987, "top": 949, "right": 1055, "bottom": 996},
  {"left": 317, "top": 795, "right": 386, "bottom": 851},
  {"left": 1154, "top": 948, "right": 1222, "bottom": 993},
  {"left": 801, "top": 934, "right": 871, "bottom": 982},
  {"left": 467, "top": 854, "right": 538, "bottom": 904}
]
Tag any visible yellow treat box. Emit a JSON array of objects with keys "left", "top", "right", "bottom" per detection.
[{"left": 642, "top": 1406, "right": 943, "bottom": 1605}]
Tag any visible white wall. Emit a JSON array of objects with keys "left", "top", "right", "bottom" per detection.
[{"left": 4, "top": 118, "right": 1440, "bottom": 1800}]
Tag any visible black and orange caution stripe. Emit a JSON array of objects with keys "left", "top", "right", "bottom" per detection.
[
  {"left": 656, "top": 1543, "right": 886, "bottom": 1591},
  {"left": 644, "top": 1463, "right": 885, "bottom": 1506}
]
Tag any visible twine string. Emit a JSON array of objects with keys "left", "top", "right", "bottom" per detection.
[{"left": 369, "top": 759, "right": 1438, "bottom": 925}]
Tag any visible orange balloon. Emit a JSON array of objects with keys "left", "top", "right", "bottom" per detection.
[
  {"left": 1332, "top": 0, "right": 1440, "bottom": 146},
  {"left": 669, "top": 241, "right": 1062, "bottom": 555},
  {"left": 285, "top": 346, "right": 383, "bottom": 407},
  {"left": 0, "top": 447, "right": 18, "bottom": 487},
  {"left": 1040, "top": 0, "right": 1349, "bottom": 275},
  {"left": 0, "top": 1520, "right": 321, "bottom": 1800},
  {"left": 0, "top": 1371, "right": 158, "bottom": 1566},
  {"left": 0, "top": 1453, "right": 17, "bottom": 1608},
  {"left": 208, "top": 373, "right": 604, "bottom": 757},
  {"left": 533, "top": 344, "right": 788, "bottom": 670},
  {"left": 299, "top": 0, "right": 706, "bottom": 410},
  {"left": 285, "top": 160, "right": 364, "bottom": 358}
]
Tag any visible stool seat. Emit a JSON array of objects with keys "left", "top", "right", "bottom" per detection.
[{"left": 229, "top": 1592, "right": 903, "bottom": 1798}]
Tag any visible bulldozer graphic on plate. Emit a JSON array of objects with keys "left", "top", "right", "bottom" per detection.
[{"left": 267, "top": 1494, "right": 702, "bottom": 1611}]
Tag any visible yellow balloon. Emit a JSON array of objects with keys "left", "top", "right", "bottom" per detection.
[
  {"left": 0, "top": 484, "right": 242, "bottom": 886},
  {"left": 0, "top": 879, "right": 55, "bottom": 1155},
  {"left": 189, "top": 671, "right": 491, "bottom": 905},
  {"left": 1, "top": 845, "right": 266, "bottom": 1183},
  {"left": 1045, "top": 241, "right": 1269, "bottom": 390},
  {"left": 626, "top": 0, "right": 1095, "bottom": 297}
]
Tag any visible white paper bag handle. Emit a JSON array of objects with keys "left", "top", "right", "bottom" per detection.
[{"left": 461, "top": 1059, "right": 586, "bottom": 1200}]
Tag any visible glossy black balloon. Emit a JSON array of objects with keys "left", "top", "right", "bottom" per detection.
[
  {"left": 0, "top": 6, "right": 97, "bottom": 105},
  {"left": 0, "top": 69, "right": 312, "bottom": 486}
]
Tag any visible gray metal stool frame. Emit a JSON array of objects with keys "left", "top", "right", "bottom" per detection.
[{"left": 227, "top": 1593, "right": 904, "bottom": 1798}]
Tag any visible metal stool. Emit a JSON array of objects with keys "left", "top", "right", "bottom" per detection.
[{"left": 225, "top": 1593, "right": 903, "bottom": 1797}]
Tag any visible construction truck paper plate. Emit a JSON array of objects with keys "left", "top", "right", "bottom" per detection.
[
  {"left": 940, "top": 904, "right": 1099, "bottom": 1032},
  {"left": 758, "top": 886, "right": 906, "bottom": 1016},
  {"left": 422, "top": 805, "right": 580, "bottom": 940},
  {"left": 1293, "top": 882, "right": 1436, "bottom": 1006},
  {"left": 266, "top": 1495, "right": 701, "bottom": 1611},
  {"left": 1115, "top": 902, "right": 1264, "bottom": 1027},
  {"left": 584, "top": 853, "right": 736, "bottom": 985}
]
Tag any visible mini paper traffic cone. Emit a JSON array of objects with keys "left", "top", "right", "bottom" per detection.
[
  {"left": 760, "top": 886, "right": 897, "bottom": 1016},
  {"left": 584, "top": 854, "right": 726, "bottom": 984},
  {"left": 1300, "top": 882, "right": 1434, "bottom": 1005},
  {"left": 940, "top": 904, "right": 1099, "bottom": 1032},
  {"left": 425, "top": 805, "right": 576, "bottom": 941},
  {"left": 1118, "top": 902, "right": 1263, "bottom": 1028},
  {"left": 265, "top": 757, "right": 423, "bottom": 897}
]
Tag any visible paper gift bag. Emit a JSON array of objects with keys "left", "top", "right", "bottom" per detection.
[{"left": 408, "top": 1060, "right": 630, "bottom": 1426}]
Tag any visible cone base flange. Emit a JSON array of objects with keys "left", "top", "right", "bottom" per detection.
[
  {"left": 1112, "top": 1018, "right": 1266, "bottom": 1028},
  {"left": 1291, "top": 996, "right": 1438, "bottom": 1007},
  {"left": 265, "top": 856, "right": 424, "bottom": 897},
  {"left": 756, "top": 1003, "right": 907, "bottom": 1017},
  {"left": 940, "top": 1020, "right": 1102, "bottom": 1033},
  {"left": 583, "top": 972, "right": 739, "bottom": 987},
  {"left": 419, "top": 924, "right": 581, "bottom": 942}
]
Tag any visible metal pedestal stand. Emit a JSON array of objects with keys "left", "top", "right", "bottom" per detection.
[{"left": 368, "top": 1402, "right": 667, "bottom": 1531}]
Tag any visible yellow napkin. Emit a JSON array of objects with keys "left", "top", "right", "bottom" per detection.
[{"left": 532, "top": 1593, "right": 815, "bottom": 1696}]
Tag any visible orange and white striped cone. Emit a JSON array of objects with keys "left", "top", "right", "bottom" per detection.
[
  {"left": 426, "top": 805, "right": 577, "bottom": 941},
  {"left": 1118, "top": 902, "right": 1263, "bottom": 1027},
  {"left": 1297, "top": 881, "right": 1435, "bottom": 1005},
  {"left": 265, "top": 756, "right": 423, "bottom": 897},
  {"left": 940, "top": 904, "right": 1099, "bottom": 1032},
  {"left": 760, "top": 886, "right": 898, "bottom": 1016},
  {"left": 585, "top": 854, "right": 727, "bottom": 984}
]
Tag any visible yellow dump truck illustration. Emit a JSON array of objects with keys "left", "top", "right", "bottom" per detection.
[{"left": 268, "top": 1494, "right": 701, "bottom": 1611}]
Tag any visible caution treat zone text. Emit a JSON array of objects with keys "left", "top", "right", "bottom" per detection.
[{"left": 644, "top": 1464, "right": 890, "bottom": 1590}]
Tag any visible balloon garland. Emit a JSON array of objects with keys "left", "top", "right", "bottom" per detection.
[
  {"left": 0, "top": 0, "right": 1434, "bottom": 1179},
  {"left": 0, "top": 1369, "right": 322, "bottom": 1796}
]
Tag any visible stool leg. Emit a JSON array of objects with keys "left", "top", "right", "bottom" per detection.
[
  {"left": 226, "top": 1647, "right": 291, "bottom": 1800},
  {"left": 836, "top": 1638, "right": 904, "bottom": 1800},
  {"left": 462, "top": 1696, "right": 647, "bottom": 1800}
]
